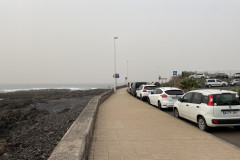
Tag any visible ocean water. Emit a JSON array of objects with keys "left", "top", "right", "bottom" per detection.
[{"left": 0, "top": 83, "right": 116, "bottom": 93}]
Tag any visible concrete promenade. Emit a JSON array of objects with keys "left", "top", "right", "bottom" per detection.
[{"left": 88, "top": 88, "right": 240, "bottom": 160}]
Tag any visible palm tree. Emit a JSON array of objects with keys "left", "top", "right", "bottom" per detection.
[{"left": 179, "top": 77, "right": 199, "bottom": 91}]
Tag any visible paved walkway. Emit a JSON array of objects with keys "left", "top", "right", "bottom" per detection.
[{"left": 88, "top": 88, "right": 240, "bottom": 160}]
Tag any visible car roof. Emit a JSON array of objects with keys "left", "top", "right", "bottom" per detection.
[
  {"left": 188, "top": 89, "right": 237, "bottom": 95},
  {"left": 156, "top": 87, "right": 182, "bottom": 91},
  {"left": 142, "top": 85, "right": 156, "bottom": 87}
]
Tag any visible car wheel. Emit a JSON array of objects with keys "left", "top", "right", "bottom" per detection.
[
  {"left": 201, "top": 76, "right": 204, "bottom": 79},
  {"left": 158, "top": 101, "right": 162, "bottom": 110},
  {"left": 198, "top": 116, "right": 210, "bottom": 132},
  {"left": 147, "top": 97, "right": 151, "bottom": 104},
  {"left": 233, "top": 126, "right": 240, "bottom": 130},
  {"left": 140, "top": 95, "right": 143, "bottom": 101},
  {"left": 208, "top": 84, "right": 212, "bottom": 88},
  {"left": 222, "top": 83, "right": 226, "bottom": 87},
  {"left": 173, "top": 108, "right": 180, "bottom": 118}
]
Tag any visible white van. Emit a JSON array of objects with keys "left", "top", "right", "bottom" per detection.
[{"left": 205, "top": 79, "right": 228, "bottom": 87}]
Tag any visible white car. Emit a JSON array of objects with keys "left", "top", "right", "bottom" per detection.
[
  {"left": 230, "top": 79, "right": 239, "bottom": 86},
  {"left": 233, "top": 73, "right": 240, "bottom": 78},
  {"left": 189, "top": 73, "right": 206, "bottom": 79},
  {"left": 205, "top": 79, "right": 228, "bottom": 87},
  {"left": 136, "top": 85, "right": 156, "bottom": 101},
  {"left": 173, "top": 89, "right": 240, "bottom": 131},
  {"left": 147, "top": 87, "right": 184, "bottom": 109}
]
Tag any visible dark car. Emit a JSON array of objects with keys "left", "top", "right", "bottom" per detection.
[
  {"left": 131, "top": 82, "right": 147, "bottom": 97},
  {"left": 216, "top": 73, "right": 229, "bottom": 79},
  {"left": 127, "top": 82, "right": 133, "bottom": 93}
]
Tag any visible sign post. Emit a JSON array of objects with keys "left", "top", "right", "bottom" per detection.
[
  {"left": 158, "top": 75, "right": 161, "bottom": 84},
  {"left": 173, "top": 71, "right": 177, "bottom": 87}
]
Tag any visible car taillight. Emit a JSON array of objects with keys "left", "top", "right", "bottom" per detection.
[
  {"left": 208, "top": 94, "right": 214, "bottom": 106},
  {"left": 161, "top": 94, "right": 168, "bottom": 98},
  {"left": 212, "top": 120, "right": 218, "bottom": 124},
  {"left": 143, "top": 89, "right": 147, "bottom": 92}
]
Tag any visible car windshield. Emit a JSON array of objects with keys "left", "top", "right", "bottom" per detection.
[
  {"left": 144, "top": 86, "right": 156, "bottom": 90},
  {"left": 213, "top": 94, "right": 240, "bottom": 106},
  {"left": 165, "top": 90, "right": 184, "bottom": 95}
]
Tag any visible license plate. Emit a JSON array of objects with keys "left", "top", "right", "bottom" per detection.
[{"left": 222, "top": 111, "right": 238, "bottom": 115}]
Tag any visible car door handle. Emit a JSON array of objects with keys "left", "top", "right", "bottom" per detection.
[{"left": 196, "top": 106, "right": 199, "bottom": 108}]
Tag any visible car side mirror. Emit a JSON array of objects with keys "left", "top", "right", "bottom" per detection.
[{"left": 178, "top": 98, "right": 182, "bottom": 102}]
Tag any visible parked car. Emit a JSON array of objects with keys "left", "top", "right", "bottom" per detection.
[
  {"left": 147, "top": 87, "right": 184, "bottom": 109},
  {"left": 136, "top": 85, "right": 156, "bottom": 100},
  {"left": 127, "top": 82, "right": 133, "bottom": 93},
  {"left": 233, "top": 73, "right": 240, "bottom": 78},
  {"left": 189, "top": 73, "right": 207, "bottom": 79},
  {"left": 131, "top": 82, "right": 147, "bottom": 97},
  {"left": 173, "top": 89, "right": 240, "bottom": 131},
  {"left": 205, "top": 79, "right": 228, "bottom": 87},
  {"left": 216, "top": 73, "right": 229, "bottom": 79},
  {"left": 230, "top": 79, "right": 239, "bottom": 86}
]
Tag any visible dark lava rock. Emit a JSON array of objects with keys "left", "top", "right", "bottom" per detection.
[{"left": 0, "top": 89, "right": 108, "bottom": 160}]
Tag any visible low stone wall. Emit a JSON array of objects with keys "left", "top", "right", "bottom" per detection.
[{"left": 48, "top": 86, "right": 126, "bottom": 160}]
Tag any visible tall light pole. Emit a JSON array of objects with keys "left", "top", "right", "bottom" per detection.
[
  {"left": 113, "top": 37, "right": 118, "bottom": 93},
  {"left": 125, "top": 60, "right": 129, "bottom": 85}
]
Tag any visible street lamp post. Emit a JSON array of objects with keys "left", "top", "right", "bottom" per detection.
[
  {"left": 125, "top": 60, "right": 129, "bottom": 85},
  {"left": 113, "top": 37, "right": 118, "bottom": 93}
]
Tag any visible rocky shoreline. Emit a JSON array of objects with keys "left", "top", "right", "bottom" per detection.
[{"left": 0, "top": 89, "right": 108, "bottom": 160}]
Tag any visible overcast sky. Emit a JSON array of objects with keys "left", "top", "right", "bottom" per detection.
[{"left": 0, "top": 0, "right": 240, "bottom": 84}]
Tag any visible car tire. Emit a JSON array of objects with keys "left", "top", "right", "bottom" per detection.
[
  {"left": 147, "top": 97, "right": 151, "bottom": 104},
  {"left": 158, "top": 101, "right": 162, "bottom": 110},
  {"left": 222, "top": 83, "right": 226, "bottom": 87},
  {"left": 208, "top": 84, "right": 212, "bottom": 88},
  {"left": 201, "top": 76, "right": 204, "bottom": 79},
  {"left": 173, "top": 108, "right": 180, "bottom": 119},
  {"left": 140, "top": 95, "right": 143, "bottom": 101},
  {"left": 233, "top": 126, "right": 240, "bottom": 130},
  {"left": 197, "top": 116, "right": 210, "bottom": 132}
]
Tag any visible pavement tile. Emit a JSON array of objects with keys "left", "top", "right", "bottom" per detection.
[
  {"left": 93, "top": 150, "right": 108, "bottom": 156},
  {"left": 108, "top": 154, "right": 124, "bottom": 160},
  {"left": 108, "top": 149, "right": 122, "bottom": 155},
  {"left": 121, "top": 149, "right": 136, "bottom": 156},
  {"left": 94, "top": 155, "right": 109, "bottom": 160},
  {"left": 137, "top": 154, "right": 154, "bottom": 160},
  {"left": 108, "top": 144, "right": 121, "bottom": 150}
]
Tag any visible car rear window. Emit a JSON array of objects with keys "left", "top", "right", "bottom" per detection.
[
  {"left": 144, "top": 86, "right": 156, "bottom": 90},
  {"left": 213, "top": 94, "right": 240, "bottom": 106},
  {"left": 165, "top": 90, "right": 184, "bottom": 95},
  {"left": 136, "top": 83, "right": 147, "bottom": 88}
]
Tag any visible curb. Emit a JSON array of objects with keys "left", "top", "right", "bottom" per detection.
[{"left": 48, "top": 85, "right": 126, "bottom": 160}]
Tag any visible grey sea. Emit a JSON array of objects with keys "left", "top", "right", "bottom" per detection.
[{"left": 0, "top": 83, "right": 117, "bottom": 93}]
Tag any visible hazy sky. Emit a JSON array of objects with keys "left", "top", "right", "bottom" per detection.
[{"left": 0, "top": 0, "right": 240, "bottom": 84}]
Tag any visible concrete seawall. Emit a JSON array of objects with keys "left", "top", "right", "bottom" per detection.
[{"left": 48, "top": 85, "right": 126, "bottom": 160}]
